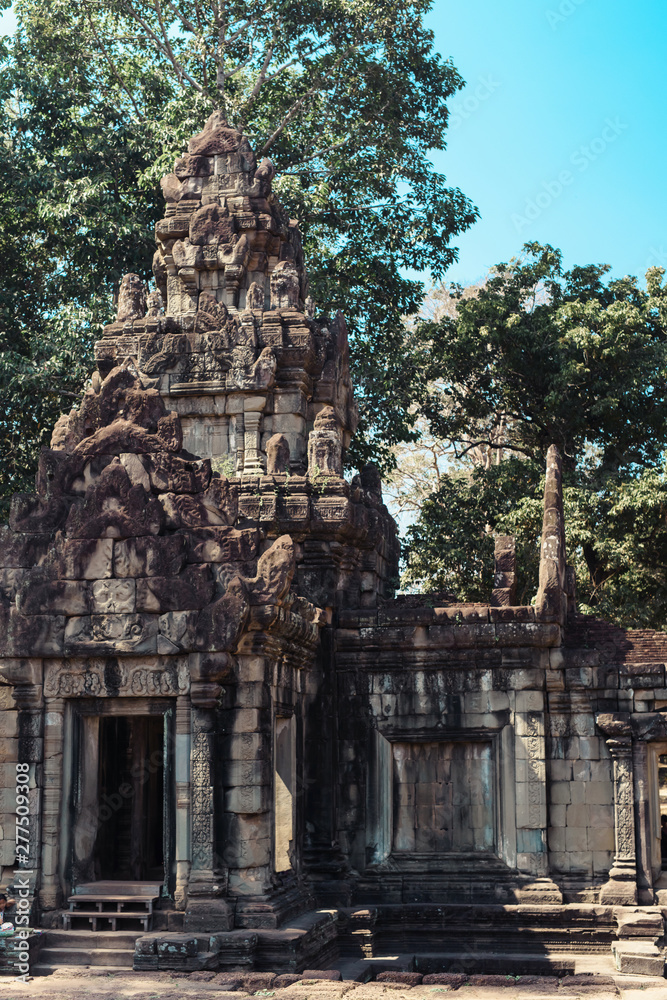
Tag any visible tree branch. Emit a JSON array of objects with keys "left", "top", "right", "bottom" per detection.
[
  {"left": 83, "top": 5, "right": 145, "bottom": 121},
  {"left": 156, "top": 0, "right": 199, "bottom": 35},
  {"left": 284, "top": 135, "right": 354, "bottom": 169},
  {"left": 237, "top": 34, "right": 276, "bottom": 130},
  {"left": 259, "top": 46, "right": 355, "bottom": 156},
  {"left": 151, "top": 0, "right": 204, "bottom": 92}
]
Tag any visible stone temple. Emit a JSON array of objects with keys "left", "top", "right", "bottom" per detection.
[{"left": 2, "top": 112, "right": 667, "bottom": 978}]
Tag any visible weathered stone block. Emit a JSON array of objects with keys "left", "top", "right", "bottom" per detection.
[
  {"left": 0, "top": 712, "right": 18, "bottom": 738},
  {"left": 588, "top": 804, "right": 614, "bottom": 828},
  {"left": 0, "top": 840, "right": 17, "bottom": 865},
  {"left": 61, "top": 538, "right": 114, "bottom": 579},
  {"left": 223, "top": 836, "right": 271, "bottom": 868},
  {"left": 588, "top": 827, "right": 614, "bottom": 851},
  {"left": 0, "top": 684, "right": 15, "bottom": 711},
  {"left": 114, "top": 535, "right": 186, "bottom": 577},
  {"left": 224, "top": 785, "right": 270, "bottom": 814},
  {"left": 91, "top": 579, "right": 136, "bottom": 613},
  {"left": 4, "top": 611, "right": 65, "bottom": 656},
  {"left": 0, "top": 526, "right": 51, "bottom": 568},
  {"left": 185, "top": 526, "right": 258, "bottom": 563},
  {"left": 222, "top": 733, "right": 269, "bottom": 760},
  {"left": 0, "top": 739, "right": 18, "bottom": 764},
  {"left": 64, "top": 613, "right": 159, "bottom": 655},
  {"left": 158, "top": 610, "right": 198, "bottom": 653},
  {"left": 17, "top": 578, "right": 89, "bottom": 616},
  {"left": 136, "top": 565, "right": 214, "bottom": 612}
]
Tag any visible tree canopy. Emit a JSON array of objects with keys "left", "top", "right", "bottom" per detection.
[
  {"left": 0, "top": 0, "right": 477, "bottom": 514},
  {"left": 401, "top": 244, "right": 667, "bottom": 630}
]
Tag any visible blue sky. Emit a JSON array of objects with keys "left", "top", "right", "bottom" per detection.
[
  {"left": 428, "top": 0, "right": 667, "bottom": 285},
  {"left": 2, "top": 2, "right": 665, "bottom": 288}
]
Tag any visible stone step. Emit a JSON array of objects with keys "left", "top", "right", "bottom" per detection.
[
  {"left": 32, "top": 964, "right": 129, "bottom": 977},
  {"left": 39, "top": 946, "right": 134, "bottom": 969},
  {"left": 43, "top": 929, "right": 139, "bottom": 950}
]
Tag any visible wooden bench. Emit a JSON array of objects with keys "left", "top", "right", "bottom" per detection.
[{"left": 63, "top": 882, "right": 160, "bottom": 932}]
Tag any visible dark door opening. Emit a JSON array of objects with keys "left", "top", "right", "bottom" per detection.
[{"left": 94, "top": 716, "right": 164, "bottom": 881}]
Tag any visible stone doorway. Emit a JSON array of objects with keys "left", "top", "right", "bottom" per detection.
[
  {"left": 65, "top": 702, "right": 174, "bottom": 894},
  {"left": 95, "top": 716, "right": 165, "bottom": 882}
]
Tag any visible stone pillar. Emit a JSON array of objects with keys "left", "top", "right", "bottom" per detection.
[
  {"left": 14, "top": 678, "right": 43, "bottom": 922},
  {"left": 225, "top": 652, "right": 275, "bottom": 926},
  {"left": 600, "top": 735, "right": 637, "bottom": 905},
  {"left": 243, "top": 399, "right": 265, "bottom": 473},
  {"left": 40, "top": 697, "right": 65, "bottom": 913},
  {"left": 185, "top": 653, "right": 233, "bottom": 931},
  {"left": 632, "top": 741, "right": 653, "bottom": 905},
  {"left": 174, "top": 695, "right": 191, "bottom": 911}
]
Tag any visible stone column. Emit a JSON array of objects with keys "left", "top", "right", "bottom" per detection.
[
  {"left": 600, "top": 735, "right": 637, "bottom": 904},
  {"left": 14, "top": 678, "right": 43, "bottom": 923},
  {"left": 174, "top": 695, "right": 191, "bottom": 911},
  {"left": 184, "top": 653, "right": 233, "bottom": 931},
  {"left": 40, "top": 697, "right": 65, "bottom": 913},
  {"left": 243, "top": 400, "right": 265, "bottom": 473}
]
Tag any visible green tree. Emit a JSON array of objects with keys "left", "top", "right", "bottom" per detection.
[
  {"left": 402, "top": 244, "right": 667, "bottom": 629},
  {"left": 0, "top": 0, "right": 477, "bottom": 515}
]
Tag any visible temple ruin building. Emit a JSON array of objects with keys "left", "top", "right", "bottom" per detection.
[{"left": 2, "top": 112, "right": 667, "bottom": 978}]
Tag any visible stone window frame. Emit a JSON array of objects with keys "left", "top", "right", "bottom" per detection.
[{"left": 365, "top": 724, "right": 517, "bottom": 872}]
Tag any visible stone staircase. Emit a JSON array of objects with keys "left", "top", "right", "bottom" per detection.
[{"left": 32, "top": 929, "right": 138, "bottom": 975}]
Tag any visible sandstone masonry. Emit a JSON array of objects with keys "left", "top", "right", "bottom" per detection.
[{"left": 1, "top": 113, "right": 667, "bottom": 979}]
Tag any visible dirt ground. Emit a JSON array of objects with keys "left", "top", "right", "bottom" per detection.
[{"left": 1, "top": 970, "right": 667, "bottom": 1000}]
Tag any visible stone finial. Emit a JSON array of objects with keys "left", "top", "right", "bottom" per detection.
[
  {"left": 116, "top": 273, "right": 147, "bottom": 322},
  {"left": 308, "top": 406, "right": 342, "bottom": 478},
  {"left": 188, "top": 111, "right": 245, "bottom": 156},
  {"left": 491, "top": 535, "right": 516, "bottom": 607},
  {"left": 360, "top": 463, "right": 382, "bottom": 500},
  {"left": 305, "top": 296, "right": 315, "bottom": 318},
  {"left": 313, "top": 407, "right": 338, "bottom": 432},
  {"left": 246, "top": 281, "right": 265, "bottom": 311},
  {"left": 270, "top": 261, "right": 300, "bottom": 310},
  {"left": 536, "top": 444, "right": 567, "bottom": 624},
  {"left": 266, "top": 434, "right": 290, "bottom": 474},
  {"left": 254, "top": 157, "right": 275, "bottom": 195},
  {"left": 146, "top": 290, "right": 164, "bottom": 317}
]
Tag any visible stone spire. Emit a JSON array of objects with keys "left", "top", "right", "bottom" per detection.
[
  {"left": 96, "top": 111, "right": 358, "bottom": 476},
  {"left": 154, "top": 111, "right": 306, "bottom": 319}
]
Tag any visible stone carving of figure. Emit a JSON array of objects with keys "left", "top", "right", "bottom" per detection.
[
  {"left": 266, "top": 434, "right": 290, "bottom": 474},
  {"left": 270, "top": 260, "right": 300, "bottom": 310},
  {"left": 146, "top": 289, "right": 164, "bottom": 317},
  {"left": 196, "top": 292, "right": 229, "bottom": 332},
  {"left": 246, "top": 281, "right": 265, "bottom": 312},
  {"left": 307, "top": 405, "right": 342, "bottom": 478},
  {"left": 152, "top": 250, "right": 168, "bottom": 304},
  {"left": 116, "top": 274, "right": 147, "bottom": 323},
  {"left": 253, "top": 157, "right": 275, "bottom": 196}
]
